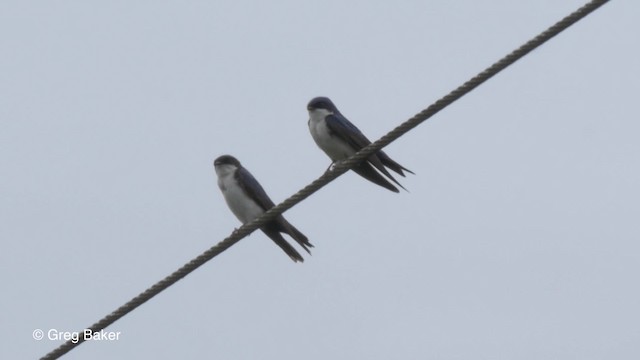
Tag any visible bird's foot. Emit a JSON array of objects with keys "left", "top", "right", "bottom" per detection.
[{"left": 326, "top": 160, "right": 343, "bottom": 173}]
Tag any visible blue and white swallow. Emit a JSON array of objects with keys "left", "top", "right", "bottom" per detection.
[
  {"left": 213, "top": 155, "right": 313, "bottom": 262},
  {"left": 307, "top": 96, "right": 414, "bottom": 192}
]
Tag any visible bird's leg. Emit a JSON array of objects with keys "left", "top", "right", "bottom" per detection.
[
  {"left": 325, "top": 160, "right": 343, "bottom": 173},
  {"left": 325, "top": 162, "right": 334, "bottom": 172}
]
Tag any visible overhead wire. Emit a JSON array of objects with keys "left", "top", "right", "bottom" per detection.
[{"left": 41, "top": 1, "right": 610, "bottom": 358}]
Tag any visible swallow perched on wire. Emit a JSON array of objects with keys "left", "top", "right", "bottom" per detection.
[
  {"left": 307, "top": 96, "right": 413, "bottom": 192},
  {"left": 214, "top": 155, "right": 313, "bottom": 262}
]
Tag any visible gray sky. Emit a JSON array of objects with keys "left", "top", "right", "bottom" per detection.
[{"left": 2, "top": 1, "right": 639, "bottom": 359}]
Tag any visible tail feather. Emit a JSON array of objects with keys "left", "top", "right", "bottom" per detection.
[
  {"left": 378, "top": 151, "right": 414, "bottom": 176},
  {"left": 261, "top": 227, "right": 305, "bottom": 263},
  {"left": 366, "top": 155, "right": 408, "bottom": 192},
  {"left": 352, "top": 162, "right": 400, "bottom": 193},
  {"left": 279, "top": 219, "right": 313, "bottom": 254}
]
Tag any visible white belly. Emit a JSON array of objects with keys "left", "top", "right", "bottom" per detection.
[
  {"left": 218, "top": 173, "right": 264, "bottom": 224},
  {"left": 309, "top": 116, "right": 355, "bottom": 161}
]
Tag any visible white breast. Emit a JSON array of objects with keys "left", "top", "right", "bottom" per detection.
[
  {"left": 308, "top": 110, "right": 356, "bottom": 161},
  {"left": 217, "top": 168, "right": 265, "bottom": 224}
]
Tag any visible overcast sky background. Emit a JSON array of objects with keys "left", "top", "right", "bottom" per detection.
[{"left": 2, "top": 1, "right": 639, "bottom": 359}]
